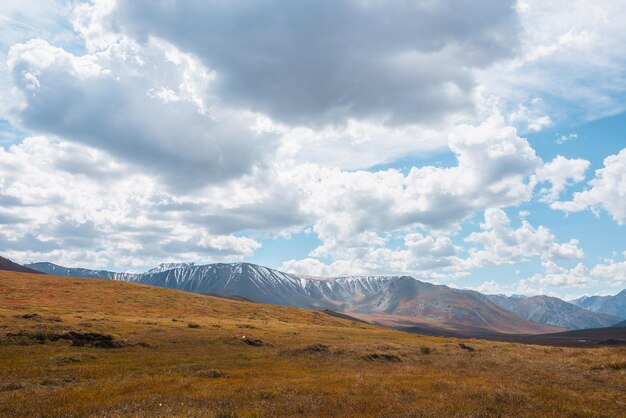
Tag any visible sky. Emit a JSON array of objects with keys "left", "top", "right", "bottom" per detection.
[{"left": 0, "top": 0, "right": 625, "bottom": 299}]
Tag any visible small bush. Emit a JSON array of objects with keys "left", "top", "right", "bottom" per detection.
[
  {"left": 187, "top": 323, "right": 201, "bottom": 329},
  {"left": 419, "top": 346, "right": 433, "bottom": 355}
]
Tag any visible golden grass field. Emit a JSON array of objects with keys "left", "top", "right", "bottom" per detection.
[{"left": 1, "top": 271, "right": 625, "bottom": 417}]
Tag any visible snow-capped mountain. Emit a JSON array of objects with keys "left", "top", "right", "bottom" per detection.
[
  {"left": 27, "top": 261, "right": 564, "bottom": 334},
  {"left": 145, "top": 262, "right": 195, "bottom": 274},
  {"left": 26, "top": 262, "right": 137, "bottom": 281},
  {"left": 487, "top": 294, "right": 623, "bottom": 330}
]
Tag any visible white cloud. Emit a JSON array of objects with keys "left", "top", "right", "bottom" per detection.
[
  {"left": 0, "top": 136, "right": 318, "bottom": 268},
  {"left": 276, "top": 114, "right": 561, "bottom": 278},
  {"left": 474, "top": 280, "right": 507, "bottom": 295},
  {"left": 1, "top": 0, "right": 624, "bottom": 296},
  {"left": 105, "top": 0, "right": 519, "bottom": 127},
  {"left": 280, "top": 232, "right": 462, "bottom": 278},
  {"left": 7, "top": 38, "right": 277, "bottom": 190},
  {"left": 507, "top": 101, "right": 552, "bottom": 132},
  {"left": 591, "top": 254, "right": 626, "bottom": 287},
  {"left": 480, "top": 0, "right": 626, "bottom": 123},
  {"left": 552, "top": 148, "right": 626, "bottom": 223},
  {"left": 556, "top": 133, "right": 578, "bottom": 144},
  {"left": 462, "top": 208, "right": 584, "bottom": 269},
  {"left": 298, "top": 115, "right": 541, "bottom": 242},
  {"left": 525, "top": 261, "right": 595, "bottom": 289},
  {"left": 534, "top": 155, "right": 589, "bottom": 202}
]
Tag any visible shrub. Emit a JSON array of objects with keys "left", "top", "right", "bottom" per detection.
[
  {"left": 419, "top": 346, "right": 433, "bottom": 355},
  {"left": 187, "top": 323, "right": 201, "bottom": 329}
]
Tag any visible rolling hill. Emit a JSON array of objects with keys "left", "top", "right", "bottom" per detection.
[
  {"left": 487, "top": 294, "right": 623, "bottom": 330},
  {"left": 0, "top": 256, "right": 44, "bottom": 274},
  {"left": 28, "top": 261, "right": 561, "bottom": 335},
  {"left": 1, "top": 270, "right": 625, "bottom": 417}
]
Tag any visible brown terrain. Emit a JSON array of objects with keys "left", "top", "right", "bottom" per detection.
[{"left": 1, "top": 270, "right": 625, "bottom": 417}]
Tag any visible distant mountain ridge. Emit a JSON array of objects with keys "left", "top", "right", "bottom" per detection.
[
  {"left": 487, "top": 294, "right": 623, "bottom": 330},
  {"left": 571, "top": 290, "right": 626, "bottom": 319},
  {"left": 27, "top": 261, "right": 561, "bottom": 335},
  {"left": 27, "top": 262, "right": 136, "bottom": 281}
]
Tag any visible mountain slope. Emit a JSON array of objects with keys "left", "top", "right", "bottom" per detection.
[
  {"left": 0, "top": 256, "right": 44, "bottom": 274},
  {"left": 487, "top": 294, "right": 623, "bottom": 330},
  {"left": 571, "top": 290, "right": 626, "bottom": 319},
  {"left": 345, "top": 277, "right": 559, "bottom": 334},
  {"left": 28, "top": 261, "right": 561, "bottom": 335}
]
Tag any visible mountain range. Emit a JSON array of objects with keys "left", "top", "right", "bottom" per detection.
[
  {"left": 571, "top": 290, "right": 626, "bottom": 319},
  {"left": 25, "top": 261, "right": 625, "bottom": 334},
  {"left": 486, "top": 294, "right": 621, "bottom": 330}
]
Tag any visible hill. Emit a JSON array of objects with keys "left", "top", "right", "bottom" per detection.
[
  {"left": 0, "top": 256, "right": 44, "bottom": 274},
  {"left": 572, "top": 290, "right": 626, "bottom": 319},
  {"left": 487, "top": 294, "right": 623, "bottom": 330},
  {"left": 1, "top": 271, "right": 625, "bottom": 417},
  {"left": 28, "top": 262, "right": 561, "bottom": 335}
]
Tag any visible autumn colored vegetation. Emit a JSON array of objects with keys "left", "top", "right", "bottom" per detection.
[{"left": 1, "top": 271, "right": 625, "bottom": 417}]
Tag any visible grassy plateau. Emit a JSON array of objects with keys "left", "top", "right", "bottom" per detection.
[{"left": 0, "top": 271, "right": 625, "bottom": 417}]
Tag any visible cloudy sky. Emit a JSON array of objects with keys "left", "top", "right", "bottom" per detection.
[{"left": 1, "top": 0, "right": 625, "bottom": 298}]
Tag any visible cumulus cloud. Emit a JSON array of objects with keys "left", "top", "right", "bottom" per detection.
[
  {"left": 591, "top": 253, "right": 626, "bottom": 287},
  {"left": 2, "top": 0, "right": 624, "bottom": 297},
  {"left": 523, "top": 261, "right": 594, "bottom": 289},
  {"left": 277, "top": 115, "right": 547, "bottom": 277},
  {"left": 295, "top": 115, "right": 541, "bottom": 246},
  {"left": 106, "top": 0, "right": 519, "bottom": 126},
  {"left": 462, "top": 208, "right": 584, "bottom": 269},
  {"left": 480, "top": 0, "right": 626, "bottom": 123},
  {"left": 552, "top": 148, "right": 626, "bottom": 223},
  {"left": 7, "top": 38, "right": 277, "bottom": 190},
  {"left": 0, "top": 136, "right": 314, "bottom": 268},
  {"left": 534, "top": 155, "right": 589, "bottom": 202},
  {"left": 280, "top": 232, "right": 461, "bottom": 277}
]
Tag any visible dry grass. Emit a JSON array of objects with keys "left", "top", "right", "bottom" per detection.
[{"left": 0, "top": 271, "right": 625, "bottom": 417}]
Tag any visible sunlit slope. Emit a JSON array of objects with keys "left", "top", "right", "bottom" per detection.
[{"left": 1, "top": 271, "right": 625, "bottom": 417}]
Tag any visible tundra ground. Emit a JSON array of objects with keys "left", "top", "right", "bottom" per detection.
[{"left": 1, "top": 271, "right": 625, "bottom": 417}]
